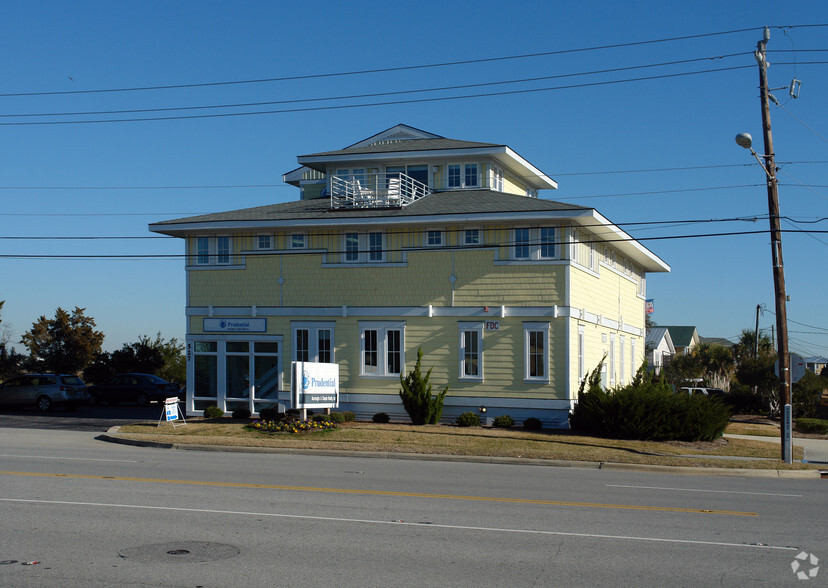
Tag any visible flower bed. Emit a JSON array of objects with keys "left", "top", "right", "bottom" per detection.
[{"left": 245, "top": 419, "right": 337, "bottom": 434}]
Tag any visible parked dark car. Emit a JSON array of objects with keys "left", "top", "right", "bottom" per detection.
[
  {"left": 88, "top": 373, "right": 180, "bottom": 406},
  {"left": 0, "top": 373, "right": 89, "bottom": 411}
]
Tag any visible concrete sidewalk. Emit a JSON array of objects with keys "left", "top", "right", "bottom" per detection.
[{"left": 724, "top": 434, "right": 828, "bottom": 464}]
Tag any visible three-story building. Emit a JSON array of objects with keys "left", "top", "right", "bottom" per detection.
[{"left": 149, "top": 124, "right": 670, "bottom": 427}]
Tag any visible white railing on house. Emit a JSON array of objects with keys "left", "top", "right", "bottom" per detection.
[{"left": 330, "top": 173, "right": 431, "bottom": 209}]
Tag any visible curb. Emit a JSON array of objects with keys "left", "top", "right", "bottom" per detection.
[{"left": 96, "top": 430, "right": 824, "bottom": 479}]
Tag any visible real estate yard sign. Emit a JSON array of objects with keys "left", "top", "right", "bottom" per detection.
[{"left": 291, "top": 361, "right": 339, "bottom": 409}]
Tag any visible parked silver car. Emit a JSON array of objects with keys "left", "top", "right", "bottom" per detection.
[{"left": 0, "top": 373, "right": 90, "bottom": 411}]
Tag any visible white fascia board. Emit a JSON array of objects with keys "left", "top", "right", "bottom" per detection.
[
  {"left": 577, "top": 210, "right": 671, "bottom": 273},
  {"left": 282, "top": 166, "right": 307, "bottom": 185},
  {"left": 149, "top": 209, "right": 596, "bottom": 237},
  {"left": 298, "top": 146, "right": 558, "bottom": 190},
  {"left": 497, "top": 147, "right": 557, "bottom": 190}
]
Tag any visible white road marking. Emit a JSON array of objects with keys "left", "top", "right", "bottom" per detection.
[
  {"left": 0, "top": 454, "right": 138, "bottom": 463},
  {"left": 0, "top": 497, "right": 797, "bottom": 551},
  {"left": 606, "top": 484, "right": 802, "bottom": 498}
]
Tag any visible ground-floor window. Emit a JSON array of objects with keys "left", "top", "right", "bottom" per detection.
[
  {"left": 524, "top": 322, "right": 549, "bottom": 382},
  {"left": 459, "top": 322, "right": 483, "bottom": 380},
  {"left": 360, "top": 321, "right": 404, "bottom": 377},
  {"left": 292, "top": 322, "right": 335, "bottom": 363},
  {"left": 189, "top": 336, "right": 282, "bottom": 414}
]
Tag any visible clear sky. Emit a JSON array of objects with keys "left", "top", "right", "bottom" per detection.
[{"left": 1, "top": 1, "right": 826, "bottom": 359}]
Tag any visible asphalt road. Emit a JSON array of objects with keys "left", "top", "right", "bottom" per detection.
[
  {"left": 0, "top": 428, "right": 824, "bottom": 587},
  {"left": 0, "top": 403, "right": 177, "bottom": 431}
]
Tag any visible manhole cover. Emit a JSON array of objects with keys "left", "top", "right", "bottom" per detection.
[{"left": 119, "top": 541, "right": 240, "bottom": 564}]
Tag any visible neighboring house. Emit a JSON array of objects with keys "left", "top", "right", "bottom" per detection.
[
  {"left": 645, "top": 327, "right": 674, "bottom": 375},
  {"left": 149, "top": 124, "right": 670, "bottom": 427},
  {"left": 699, "top": 336, "right": 735, "bottom": 348},
  {"left": 662, "top": 326, "right": 699, "bottom": 356},
  {"left": 791, "top": 354, "right": 828, "bottom": 383}
]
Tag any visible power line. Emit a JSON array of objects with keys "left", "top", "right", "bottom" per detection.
[
  {"left": 0, "top": 27, "right": 773, "bottom": 99},
  {"left": 0, "top": 65, "right": 755, "bottom": 126},
  {"left": 1, "top": 227, "right": 826, "bottom": 259},
  {"left": 0, "top": 214, "right": 775, "bottom": 240},
  {"left": 0, "top": 53, "right": 751, "bottom": 120}
]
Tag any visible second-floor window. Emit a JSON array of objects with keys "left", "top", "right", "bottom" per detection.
[
  {"left": 512, "top": 227, "right": 558, "bottom": 261},
  {"left": 194, "top": 236, "right": 232, "bottom": 265},
  {"left": 343, "top": 232, "right": 385, "bottom": 263},
  {"left": 216, "top": 236, "right": 231, "bottom": 264},
  {"left": 291, "top": 233, "right": 306, "bottom": 249},
  {"left": 426, "top": 230, "right": 444, "bottom": 247}
]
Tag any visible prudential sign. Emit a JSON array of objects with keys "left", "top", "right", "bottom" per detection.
[{"left": 291, "top": 361, "right": 339, "bottom": 409}]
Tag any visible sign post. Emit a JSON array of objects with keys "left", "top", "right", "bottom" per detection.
[
  {"left": 158, "top": 397, "right": 187, "bottom": 428},
  {"left": 291, "top": 361, "right": 339, "bottom": 420}
]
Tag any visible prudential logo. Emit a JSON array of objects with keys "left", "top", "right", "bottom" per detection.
[
  {"left": 791, "top": 551, "right": 819, "bottom": 580},
  {"left": 302, "top": 371, "right": 310, "bottom": 390}
]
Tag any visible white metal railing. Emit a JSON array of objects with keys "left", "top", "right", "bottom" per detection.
[{"left": 330, "top": 173, "right": 431, "bottom": 209}]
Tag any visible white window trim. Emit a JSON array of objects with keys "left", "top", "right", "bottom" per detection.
[
  {"left": 609, "top": 333, "right": 616, "bottom": 387},
  {"left": 446, "top": 162, "right": 480, "bottom": 189},
  {"left": 291, "top": 322, "right": 336, "bottom": 363},
  {"left": 512, "top": 227, "right": 558, "bottom": 261},
  {"left": 290, "top": 233, "right": 307, "bottom": 250},
  {"left": 578, "top": 325, "right": 586, "bottom": 382},
  {"left": 359, "top": 321, "right": 405, "bottom": 378},
  {"left": 459, "top": 322, "right": 484, "bottom": 381},
  {"left": 620, "top": 335, "right": 626, "bottom": 385},
  {"left": 196, "top": 236, "right": 210, "bottom": 265},
  {"left": 343, "top": 231, "right": 385, "bottom": 263},
  {"left": 216, "top": 236, "right": 232, "bottom": 265},
  {"left": 256, "top": 234, "right": 273, "bottom": 251},
  {"left": 524, "top": 322, "right": 550, "bottom": 383},
  {"left": 424, "top": 228, "right": 446, "bottom": 248},
  {"left": 463, "top": 228, "right": 481, "bottom": 246}
]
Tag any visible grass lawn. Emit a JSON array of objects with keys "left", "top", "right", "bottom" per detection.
[{"left": 113, "top": 419, "right": 821, "bottom": 470}]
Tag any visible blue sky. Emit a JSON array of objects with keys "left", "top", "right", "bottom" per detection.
[{"left": 1, "top": 1, "right": 826, "bottom": 359}]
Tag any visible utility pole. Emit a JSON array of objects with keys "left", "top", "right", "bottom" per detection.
[{"left": 755, "top": 27, "right": 792, "bottom": 463}]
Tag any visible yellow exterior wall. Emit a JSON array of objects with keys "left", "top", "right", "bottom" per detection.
[
  {"left": 568, "top": 262, "right": 646, "bottom": 396},
  {"left": 188, "top": 314, "right": 567, "bottom": 400}
]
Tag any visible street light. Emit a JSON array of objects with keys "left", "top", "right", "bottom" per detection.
[{"left": 735, "top": 128, "right": 792, "bottom": 464}]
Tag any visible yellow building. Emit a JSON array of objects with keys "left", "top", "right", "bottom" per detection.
[{"left": 149, "top": 125, "right": 670, "bottom": 427}]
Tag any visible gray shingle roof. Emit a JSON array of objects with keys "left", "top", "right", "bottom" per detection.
[
  {"left": 301, "top": 138, "right": 502, "bottom": 158},
  {"left": 151, "top": 191, "right": 589, "bottom": 227}
]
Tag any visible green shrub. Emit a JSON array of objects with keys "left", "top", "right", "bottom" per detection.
[
  {"left": 456, "top": 411, "right": 480, "bottom": 427},
  {"left": 312, "top": 414, "right": 330, "bottom": 423},
  {"left": 523, "top": 417, "right": 543, "bottom": 431},
  {"left": 203, "top": 405, "right": 224, "bottom": 419},
  {"left": 328, "top": 412, "right": 346, "bottom": 424},
  {"left": 232, "top": 408, "right": 252, "bottom": 420},
  {"left": 795, "top": 418, "right": 828, "bottom": 435},
  {"left": 399, "top": 347, "right": 449, "bottom": 425},
  {"left": 571, "top": 361, "right": 730, "bottom": 442},
  {"left": 372, "top": 412, "right": 390, "bottom": 423},
  {"left": 341, "top": 411, "right": 356, "bottom": 422},
  {"left": 258, "top": 407, "right": 280, "bottom": 421},
  {"left": 492, "top": 414, "right": 514, "bottom": 429}
]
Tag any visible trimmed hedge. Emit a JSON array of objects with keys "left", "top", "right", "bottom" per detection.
[
  {"left": 232, "top": 408, "right": 252, "bottom": 420},
  {"left": 795, "top": 418, "right": 828, "bottom": 435},
  {"left": 492, "top": 414, "right": 514, "bottom": 429},
  {"left": 456, "top": 411, "right": 480, "bottom": 427},
  {"left": 523, "top": 417, "right": 543, "bottom": 431},
  {"left": 571, "top": 377, "right": 730, "bottom": 442},
  {"left": 203, "top": 405, "right": 224, "bottom": 419},
  {"left": 372, "top": 412, "right": 390, "bottom": 423}
]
